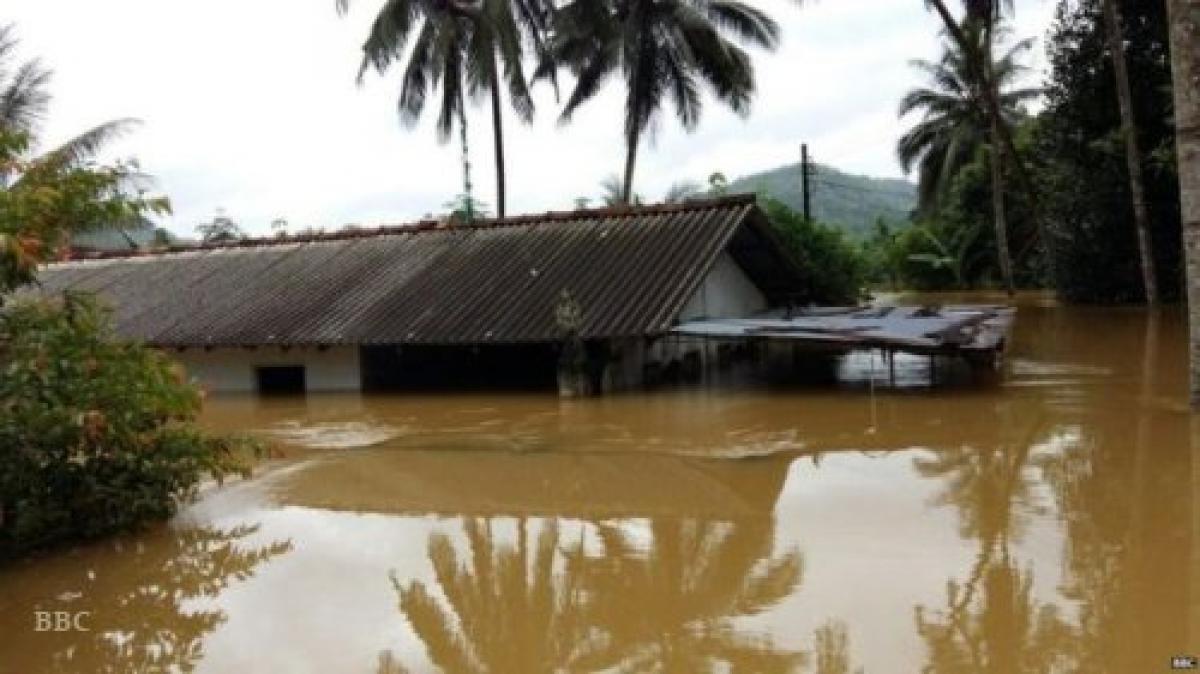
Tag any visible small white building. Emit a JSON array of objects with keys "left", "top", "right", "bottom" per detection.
[{"left": 35, "top": 196, "right": 808, "bottom": 395}]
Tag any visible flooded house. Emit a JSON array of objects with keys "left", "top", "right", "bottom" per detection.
[{"left": 31, "top": 195, "right": 811, "bottom": 395}]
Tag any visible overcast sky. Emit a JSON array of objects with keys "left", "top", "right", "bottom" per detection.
[{"left": 7, "top": 0, "right": 1057, "bottom": 237}]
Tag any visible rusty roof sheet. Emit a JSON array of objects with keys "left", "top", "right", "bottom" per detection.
[{"left": 30, "top": 195, "right": 806, "bottom": 346}]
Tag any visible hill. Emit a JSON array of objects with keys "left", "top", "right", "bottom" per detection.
[{"left": 725, "top": 163, "right": 916, "bottom": 236}]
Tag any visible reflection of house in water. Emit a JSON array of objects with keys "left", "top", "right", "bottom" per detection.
[
  {"left": 272, "top": 448, "right": 792, "bottom": 520},
  {"left": 273, "top": 449, "right": 805, "bottom": 673},
  {"left": 32, "top": 196, "right": 807, "bottom": 396}
]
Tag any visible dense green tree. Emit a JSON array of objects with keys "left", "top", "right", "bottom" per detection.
[
  {"left": 763, "top": 199, "right": 865, "bottom": 305},
  {"left": 195, "top": 210, "right": 245, "bottom": 244},
  {"left": 0, "top": 295, "right": 260, "bottom": 558},
  {"left": 1034, "top": 0, "right": 1179, "bottom": 303},
  {"left": 341, "top": 0, "right": 551, "bottom": 218},
  {"left": 541, "top": 0, "right": 781, "bottom": 204}
]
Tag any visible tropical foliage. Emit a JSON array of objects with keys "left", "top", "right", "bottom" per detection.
[
  {"left": 0, "top": 25, "right": 259, "bottom": 558},
  {"left": 1034, "top": 0, "right": 1180, "bottom": 303},
  {"left": 896, "top": 21, "right": 1037, "bottom": 214},
  {"left": 195, "top": 210, "right": 245, "bottom": 244},
  {"left": 868, "top": 0, "right": 1182, "bottom": 304},
  {"left": 763, "top": 199, "right": 865, "bottom": 305},
  {"left": 536, "top": 0, "right": 781, "bottom": 204},
  {"left": 0, "top": 295, "right": 259, "bottom": 558}
]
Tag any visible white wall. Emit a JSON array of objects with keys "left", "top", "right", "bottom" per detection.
[
  {"left": 678, "top": 251, "right": 768, "bottom": 322},
  {"left": 643, "top": 252, "right": 767, "bottom": 371},
  {"left": 171, "top": 345, "right": 361, "bottom": 393}
]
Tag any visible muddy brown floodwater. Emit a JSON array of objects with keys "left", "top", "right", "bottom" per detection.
[{"left": 2, "top": 294, "right": 1199, "bottom": 673}]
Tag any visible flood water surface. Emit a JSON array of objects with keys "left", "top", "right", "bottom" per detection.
[{"left": 2, "top": 298, "right": 1198, "bottom": 673}]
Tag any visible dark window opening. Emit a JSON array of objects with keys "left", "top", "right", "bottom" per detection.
[
  {"left": 256, "top": 365, "right": 306, "bottom": 394},
  {"left": 361, "top": 344, "right": 559, "bottom": 391}
]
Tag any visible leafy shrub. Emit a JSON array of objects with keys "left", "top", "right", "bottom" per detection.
[
  {"left": 0, "top": 294, "right": 258, "bottom": 558},
  {"left": 763, "top": 199, "right": 865, "bottom": 305}
]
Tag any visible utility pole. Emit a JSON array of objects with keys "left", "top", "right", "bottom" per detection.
[{"left": 801, "top": 143, "right": 812, "bottom": 222}]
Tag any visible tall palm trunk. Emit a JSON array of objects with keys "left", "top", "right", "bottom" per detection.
[
  {"left": 458, "top": 96, "right": 475, "bottom": 223},
  {"left": 489, "top": 52, "right": 507, "bottom": 219},
  {"left": 1167, "top": 0, "right": 1200, "bottom": 407},
  {"left": 984, "top": 25, "right": 1016, "bottom": 296},
  {"left": 622, "top": 128, "right": 640, "bottom": 205},
  {"left": 1104, "top": 0, "right": 1158, "bottom": 304},
  {"left": 990, "top": 121, "right": 1015, "bottom": 294}
]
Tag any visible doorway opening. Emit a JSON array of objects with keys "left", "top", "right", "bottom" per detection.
[{"left": 256, "top": 365, "right": 306, "bottom": 394}]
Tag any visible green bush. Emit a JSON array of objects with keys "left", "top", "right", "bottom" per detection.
[
  {"left": 763, "top": 199, "right": 866, "bottom": 305},
  {"left": 0, "top": 294, "right": 257, "bottom": 558}
]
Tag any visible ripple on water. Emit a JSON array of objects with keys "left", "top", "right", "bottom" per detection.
[{"left": 261, "top": 420, "right": 403, "bottom": 450}]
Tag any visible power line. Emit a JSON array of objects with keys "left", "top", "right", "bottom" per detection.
[
  {"left": 800, "top": 147, "right": 916, "bottom": 204},
  {"left": 809, "top": 176, "right": 917, "bottom": 200}
]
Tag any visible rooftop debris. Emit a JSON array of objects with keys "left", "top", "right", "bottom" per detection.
[{"left": 672, "top": 304, "right": 1015, "bottom": 356}]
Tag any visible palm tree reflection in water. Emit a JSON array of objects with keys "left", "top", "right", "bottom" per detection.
[
  {"left": 389, "top": 516, "right": 805, "bottom": 673},
  {"left": 18, "top": 524, "right": 292, "bottom": 673},
  {"left": 912, "top": 428, "right": 1075, "bottom": 673}
]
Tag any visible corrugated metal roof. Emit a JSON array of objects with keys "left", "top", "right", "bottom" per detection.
[{"left": 30, "top": 195, "right": 806, "bottom": 346}]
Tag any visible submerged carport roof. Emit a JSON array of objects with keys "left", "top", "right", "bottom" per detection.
[{"left": 30, "top": 195, "right": 806, "bottom": 347}]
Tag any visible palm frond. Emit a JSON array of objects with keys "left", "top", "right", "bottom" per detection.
[
  {"left": 0, "top": 58, "right": 51, "bottom": 135},
  {"left": 397, "top": 20, "right": 438, "bottom": 128},
  {"left": 697, "top": 0, "right": 780, "bottom": 50},
  {"left": 356, "top": 0, "right": 423, "bottom": 79},
  {"left": 559, "top": 46, "right": 616, "bottom": 122},
  {"left": 897, "top": 13, "right": 1031, "bottom": 212},
  {"left": 34, "top": 118, "right": 140, "bottom": 172}
]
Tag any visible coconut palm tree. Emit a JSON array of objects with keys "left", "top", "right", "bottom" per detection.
[
  {"left": 897, "top": 23, "right": 1036, "bottom": 212},
  {"left": 897, "top": 19, "right": 1038, "bottom": 294},
  {"left": 339, "top": 0, "right": 550, "bottom": 218},
  {"left": 542, "top": 0, "right": 781, "bottom": 205},
  {"left": 1165, "top": 0, "right": 1200, "bottom": 408},
  {"left": 922, "top": 0, "right": 1032, "bottom": 295}
]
